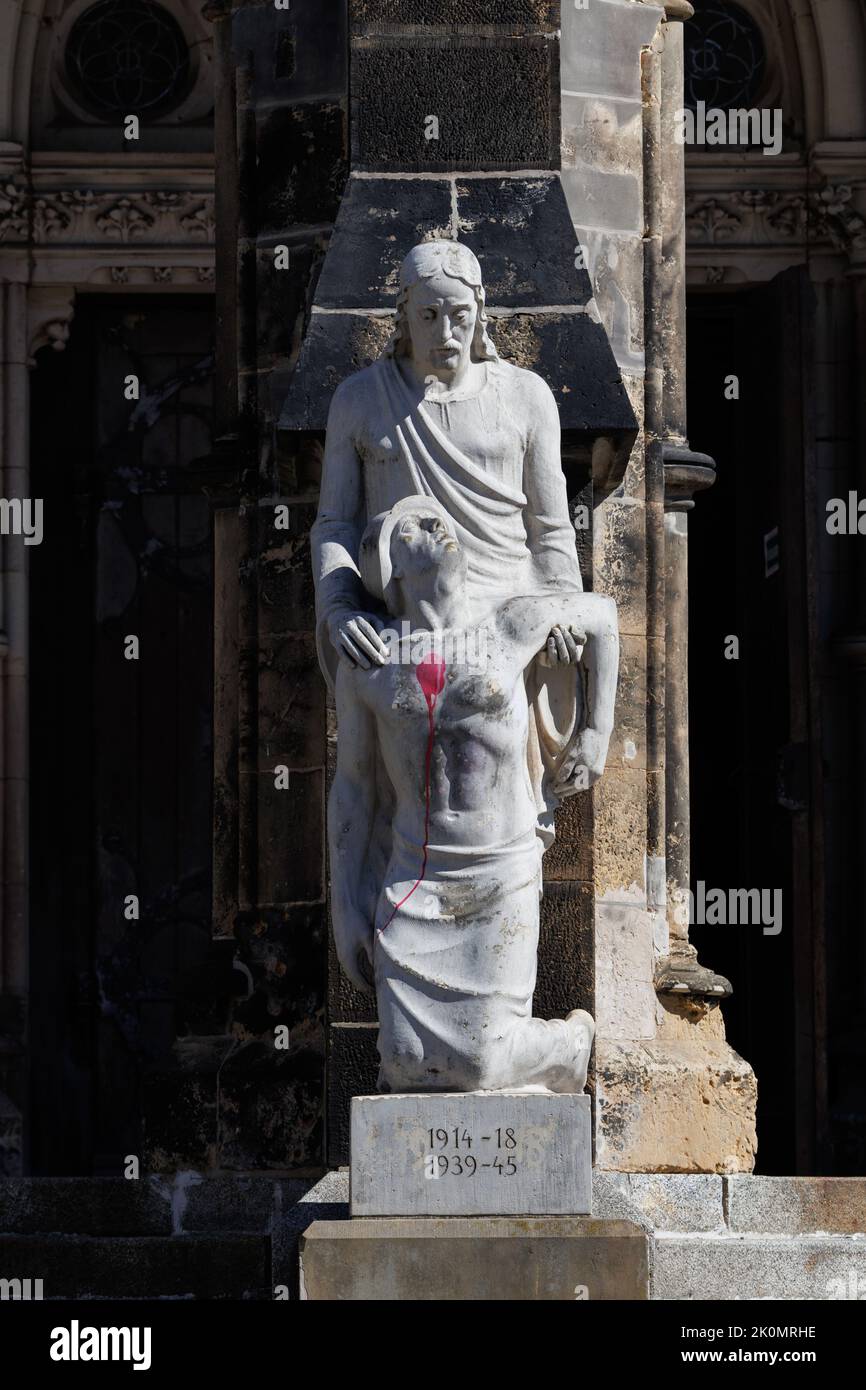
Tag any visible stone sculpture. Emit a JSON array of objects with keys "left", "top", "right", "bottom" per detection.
[{"left": 311, "top": 239, "right": 619, "bottom": 1093}]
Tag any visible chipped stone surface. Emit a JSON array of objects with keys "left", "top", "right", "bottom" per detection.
[
  {"left": 570, "top": 227, "right": 646, "bottom": 373},
  {"left": 561, "top": 106, "right": 644, "bottom": 234},
  {"left": 595, "top": 1038, "right": 758, "bottom": 1173},
  {"left": 593, "top": 1171, "right": 725, "bottom": 1233},
  {"left": 656, "top": 994, "right": 729, "bottom": 1042},
  {"left": 456, "top": 177, "right": 592, "bottom": 307},
  {"left": 593, "top": 771, "right": 648, "bottom": 898},
  {"left": 313, "top": 178, "right": 454, "bottom": 309}
]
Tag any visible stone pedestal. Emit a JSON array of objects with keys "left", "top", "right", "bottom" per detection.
[
  {"left": 595, "top": 1025, "right": 758, "bottom": 1174},
  {"left": 350, "top": 1092, "right": 592, "bottom": 1218},
  {"left": 299, "top": 1217, "right": 649, "bottom": 1301}
]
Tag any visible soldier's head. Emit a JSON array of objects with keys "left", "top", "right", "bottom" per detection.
[{"left": 359, "top": 496, "right": 466, "bottom": 618}]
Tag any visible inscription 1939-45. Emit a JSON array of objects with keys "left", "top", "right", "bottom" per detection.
[
  {"left": 424, "top": 1126, "right": 518, "bottom": 1179},
  {"left": 351, "top": 1093, "right": 592, "bottom": 1218}
]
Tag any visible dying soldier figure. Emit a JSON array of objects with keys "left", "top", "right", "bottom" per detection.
[{"left": 329, "top": 496, "right": 619, "bottom": 1094}]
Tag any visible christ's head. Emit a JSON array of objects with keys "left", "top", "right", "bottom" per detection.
[{"left": 385, "top": 240, "right": 498, "bottom": 381}]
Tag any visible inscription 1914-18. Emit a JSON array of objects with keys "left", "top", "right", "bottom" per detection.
[
  {"left": 350, "top": 1093, "right": 592, "bottom": 1217},
  {"left": 424, "top": 1126, "right": 519, "bottom": 1179}
]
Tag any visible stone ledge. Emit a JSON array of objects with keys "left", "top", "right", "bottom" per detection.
[
  {"left": 288, "top": 1170, "right": 866, "bottom": 1238},
  {"left": 726, "top": 1175, "right": 866, "bottom": 1235},
  {"left": 0, "top": 1233, "right": 271, "bottom": 1300},
  {"left": 593, "top": 1171, "right": 725, "bottom": 1232},
  {"left": 299, "top": 1216, "right": 649, "bottom": 1300},
  {"left": 652, "top": 1233, "right": 866, "bottom": 1301}
]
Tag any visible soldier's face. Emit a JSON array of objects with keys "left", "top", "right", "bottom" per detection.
[
  {"left": 390, "top": 510, "right": 464, "bottom": 599},
  {"left": 405, "top": 273, "right": 478, "bottom": 376}
]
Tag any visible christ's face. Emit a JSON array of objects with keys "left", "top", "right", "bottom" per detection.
[{"left": 404, "top": 272, "right": 478, "bottom": 379}]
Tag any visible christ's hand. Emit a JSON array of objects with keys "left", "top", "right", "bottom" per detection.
[{"left": 330, "top": 611, "right": 388, "bottom": 669}]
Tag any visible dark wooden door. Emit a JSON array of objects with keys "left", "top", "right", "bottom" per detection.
[
  {"left": 29, "top": 298, "right": 217, "bottom": 1174},
  {"left": 687, "top": 269, "right": 824, "bottom": 1174}
]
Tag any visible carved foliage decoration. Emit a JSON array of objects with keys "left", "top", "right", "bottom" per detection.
[
  {"left": 0, "top": 182, "right": 29, "bottom": 242},
  {"left": 0, "top": 188, "right": 215, "bottom": 245},
  {"left": 686, "top": 186, "right": 866, "bottom": 252}
]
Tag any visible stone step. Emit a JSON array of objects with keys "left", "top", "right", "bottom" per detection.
[
  {"left": 0, "top": 1179, "right": 173, "bottom": 1236},
  {"left": 300, "top": 1216, "right": 650, "bottom": 1301},
  {"left": 593, "top": 1172, "right": 866, "bottom": 1236},
  {"left": 0, "top": 1234, "right": 270, "bottom": 1300},
  {"left": 653, "top": 1233, "right": 866, "bottom": 1301},
  {"left": 0, "top": 1174, "right": 311, "bottom": 1238}
]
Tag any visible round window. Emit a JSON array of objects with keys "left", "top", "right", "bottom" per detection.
[
  {"left": 65, "top": 0, "right": 190, "bottom": 119},
  {"left": 684, "top": 2, "right": 767, "bottom": 111}
]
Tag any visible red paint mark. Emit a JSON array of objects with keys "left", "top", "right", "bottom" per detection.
[{"left": 379, "top": 654, "right": 447, "bottom": 932}]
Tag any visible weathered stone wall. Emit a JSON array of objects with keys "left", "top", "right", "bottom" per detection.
[{"left": 193, "top": 0, "right": 352, "bottom": 1172}]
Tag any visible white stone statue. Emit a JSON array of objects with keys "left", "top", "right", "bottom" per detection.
[{"left": 311, "top": 239, "right": 620, "bottom": 1093}]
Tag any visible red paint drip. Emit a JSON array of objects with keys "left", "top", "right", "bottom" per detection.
[{"left": 379, "top": 654, "right": 447, "bottom": 933}]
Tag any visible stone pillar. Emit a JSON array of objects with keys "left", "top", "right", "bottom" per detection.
[
  {"left": 661, "top": 450, "right": 719, "bottom": 974},
  {"left": 654, "top": 4, "right": 732, "bottom": 998},
  {"left": 827, "top": 256, "right": 866, "bottom": 1165},
  {"left": 203, "top": 0, "right": 240, "bottom": 943},
  {"left": 589, "top": 1, "right": 756, "bottom": 1171}
]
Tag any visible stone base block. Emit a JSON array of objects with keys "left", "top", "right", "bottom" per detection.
[
  {"left": 653, "top": 1234, "right": 866, "bottom": 1301},
  {"left": 299, "top": 1217, "right": 649, "bottom": 1300},
  {"left": 726, "top": 1175, "right": 866, "bottom": 1234},
  {"left": 351, "top": 1091, "right": 591, "bottom": 1217},
  {"left": 594, "top": 1039, "right": 757, "bottom": 1173}
]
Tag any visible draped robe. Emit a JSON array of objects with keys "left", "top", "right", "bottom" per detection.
[{"left": 312, "top": 353, "right": 586, "bottom": 867}]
